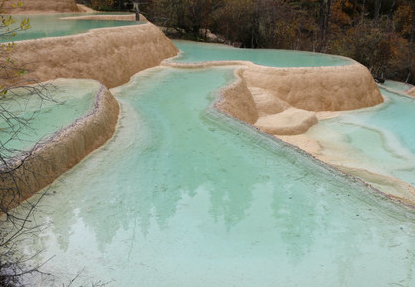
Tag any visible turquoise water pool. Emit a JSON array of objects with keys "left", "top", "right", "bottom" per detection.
[
  {"left": 13, "top": 67, "right": 415, "bottom": 286},
  {"left": 0, "top": 79, "right": 98, "bottom": 159},
  {"left": 2, "top": 14, "right": 140, "bottom": 42},
  {"left": 171, "top": 40, "right": 353, "bottom": 67}
]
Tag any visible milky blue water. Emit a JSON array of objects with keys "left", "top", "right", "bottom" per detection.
[
  {"left": 171, "top": 40, "right": 353, "bottom": 67},
  {"left": 1, "top": 13, "right": 140, "bottom": 42},
  {"left": 13, "top": 67, "right": 415, "bottom": 287}
]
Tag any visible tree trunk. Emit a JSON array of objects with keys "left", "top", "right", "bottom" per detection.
[
  {"left": 411, "top": 1, "right": 415, "bottom": 43},
  {"left": 325, "top": 0, "right": 331, "bottom": 36},
  {"left": 318, "top": 0, "right": 326, "bottom": 40},
  {"left": 318, "top": 0, "right": 330, "bottom": 51},
  {"left": 361, "top": 0, "right": 365, "bottom": 22},
  {"left": 374, "top": 0, "right": 381, "bottom": 22},
  {"left": 133, "top": 0, "right": 140, "bottom": 21},
  {"left": 204, "top": 0, "right": 211, "bottom": 42}
]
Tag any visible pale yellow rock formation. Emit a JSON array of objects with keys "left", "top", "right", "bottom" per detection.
[
  {"left": 1, "top": 83, "right": 119, "bottom": 210},
  {"left": 408, "top": 87, "right": 415, "bottom": 97},
  {"left": 10, "top": 22, "right": 178, "bottom": 88},
  {"left": 277, "top": 134, "right": 322, "bottom": 155},
  {"left": 76, "top": 4, "right": 95, "bottom": 13},
  {"left": 255, "top": 108, "right": 318, "bottom": 135},
  {"left": 4, "top": 0, "right": 79, "bottom": 14},
  {"left": 216, "top": 68, "right": 258, "bottom": 124},
  {"left": 249, "top": 87, "right": 290, "bottom": 117},
  {"left": 244, "top": 63, "right": 383, "bottom": 112}
]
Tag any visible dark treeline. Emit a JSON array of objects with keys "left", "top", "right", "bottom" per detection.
[
  {"left": 77, "top": 0, "right": 133, "bottom": 11},
  {"left": 84, "top": 0, "right": 415, "bottom": 85}
]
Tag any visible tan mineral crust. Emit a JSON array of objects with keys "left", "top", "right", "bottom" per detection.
[
  {"left": 408, "top": 87, "right": 415, "bottom": 97},
  {"left": 76, "top": 4, "right": 95, "bottom": 13},
  {"left": 244, "top": 63, "right": 382, "bottom": 111},
  {"left": 12, "top": 22, "right": 178, "bottom": 88},
  {"left": 255, "top": 108, "right": 318, "bottom": 135},
  {"left": 215, "top": 67, "right": 259, "bottom": 124}
]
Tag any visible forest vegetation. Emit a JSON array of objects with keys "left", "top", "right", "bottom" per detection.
[{"left": 84, "top": 0, "right": 415, "bottom": 85}]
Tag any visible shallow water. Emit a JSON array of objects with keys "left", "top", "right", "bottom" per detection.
[
  {"left": 382, "top": 80, "right": 413, "bottom": 92},
  {"left": 2, "top": 13, "right": 140, "bottom": 42},
  {"left": 0, "top": 79, "right": 98, "bottom": 158},
  {"left": 307, "top": 87, "right": 415, "bottom": 189},
  {"left": 171, "top": 40, "right": 353, "bottom": 67},
  {"left": 14, "top": 67, "right": 415, "bottom": 286}
]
